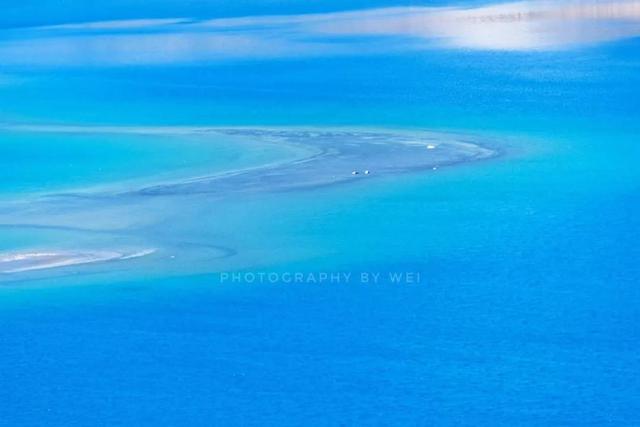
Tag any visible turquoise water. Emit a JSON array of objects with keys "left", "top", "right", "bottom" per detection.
[
  {"left": 1, "top": 1, "right": 640, "bottom": 425},
  {"left": 0, "top": 129, "right": 293, "bottom": 197}
]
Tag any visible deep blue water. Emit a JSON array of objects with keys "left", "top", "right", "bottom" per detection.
[{"left": 1, "top": 1, "right": 640, "bottom": 425}]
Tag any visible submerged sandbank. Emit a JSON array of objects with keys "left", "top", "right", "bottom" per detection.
[
  {"left": 134, "top": 128, "right": 499, "bottom": 196},
  {"left": 0, "top": 127, "right": 502, "bottom": 279}
]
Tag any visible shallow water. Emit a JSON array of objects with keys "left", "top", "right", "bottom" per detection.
[
  {"left": 0, "top": 127, "right": 500, "bottom": 284},
  {"left": 0, "top": 127, "right": 294, "bottom": 198}
]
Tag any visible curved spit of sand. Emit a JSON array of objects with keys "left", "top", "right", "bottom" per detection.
[{"left": 133, "top": 128, "right": 499, "bottom": 197}]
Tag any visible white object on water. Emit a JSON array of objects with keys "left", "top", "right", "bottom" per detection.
[
  {"left": 352, "top": 171, "right": 359, "bottom": 175},
  {"left": 427, "top": 144, "right": 436, "bottom": 150},
  {"left": 364, "top": 170, "right": 370, "bottom": 175},
  {"left": 433, "top": 167, "right": 438, "bottom": 170}
]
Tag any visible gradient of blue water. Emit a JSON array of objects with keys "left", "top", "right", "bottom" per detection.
[{"left": 2, "top": 8, "right": 640, "bottom": 427}]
